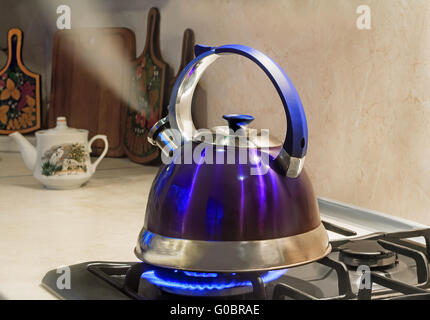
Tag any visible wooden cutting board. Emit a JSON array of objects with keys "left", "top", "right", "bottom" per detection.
[
  {"left": 0, "top": 28, "right": 41, "bottom": 134},
  {"left": 48, "top": 28, "right": 136, "bottom": 157},
  {"left": 168, "top": 28, "right": 195, "bottom": 95},
  {"left": 122, "top": 8, "right": 170, "bottom": 164}
]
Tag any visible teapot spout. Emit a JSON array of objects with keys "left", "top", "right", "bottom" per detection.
[{"left": 9, "top": 132, "right": 37, "bottom": 171}]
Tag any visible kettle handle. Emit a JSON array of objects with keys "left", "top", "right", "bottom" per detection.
[{"left": 167, "top": 44, "right": 308, "bottom": 177}]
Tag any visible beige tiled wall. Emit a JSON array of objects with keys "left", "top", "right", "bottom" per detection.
[{"left": 1, "top": 0, "right": 429, "bottom": 224}]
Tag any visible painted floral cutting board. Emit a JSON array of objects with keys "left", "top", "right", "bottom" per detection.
[
  {"left": 122, "top": 8, "right": 170, "bottom": 164},
  {"left": 0, "top": 28, "right": 41, "bottom": 134}
]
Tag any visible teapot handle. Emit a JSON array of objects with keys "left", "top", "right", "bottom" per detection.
[
  {"left": 166, "top": 44, "right": 308, "bottom": 178},
  {"left": 88, "top": 135, "right": 108, "bottom": 173}
]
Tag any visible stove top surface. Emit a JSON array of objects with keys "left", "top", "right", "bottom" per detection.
[
  {"left": 42, "top": 227, "right": 430, "bottom": 300},
  {"left": 41, "top": 199, "right": 430, "bottom": 300}
]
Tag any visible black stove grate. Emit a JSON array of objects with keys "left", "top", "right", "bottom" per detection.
[
  {"left": 273, "top": 256, "right": 355, "bottom": 300},
  {"left": 41, "top": 222, "right": 430, "bottom": 300},
  {"left": 273, "top": 225, "right": 430, "bottom": 300},
  {"left": 88, "top": 262, "right": 271, "bottom": 300}
]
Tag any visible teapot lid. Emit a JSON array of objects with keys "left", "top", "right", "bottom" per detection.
[{"left": 36, "top": 117, "right": 86, "bottom": 135}]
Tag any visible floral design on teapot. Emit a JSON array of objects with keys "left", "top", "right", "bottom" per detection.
[{"left": 41, "top": 143, "right": 89, "bottom": 177}]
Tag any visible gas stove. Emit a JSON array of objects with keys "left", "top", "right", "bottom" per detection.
[{"left": 42, "top": 198, "right": 430, "bottom": 300}]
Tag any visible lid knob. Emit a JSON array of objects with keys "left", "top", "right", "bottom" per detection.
[
  {"left": 222, "top": 114, "right": 254, "bottom": 132},
  {"left": 56, "top": 116, "right": 68, "bottom": 129}
]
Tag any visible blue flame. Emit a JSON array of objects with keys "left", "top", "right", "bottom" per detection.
[
  {"left": 183, "top": 271, "right": 218, "bottom": 278},
  {"left": 141, "top": 268, "right": 287, "bottom": 292}
]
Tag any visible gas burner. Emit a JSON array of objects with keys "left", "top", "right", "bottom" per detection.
[
  {"left": 139, "top": 266, "right": 288, "bottom": 297},
  {"left": 41, "top": 227, "right": 430, "bottom": 300},
  {"left": 338, "top": 240, "right": 397, "bottom": 269}
]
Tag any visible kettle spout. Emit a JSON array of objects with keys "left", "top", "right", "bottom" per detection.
[
  {"left": 9, "top": 132, "right": 37, "bottom": 171},
  {"left": 148, "top": 117, "right": 179, "bottom": 157}
]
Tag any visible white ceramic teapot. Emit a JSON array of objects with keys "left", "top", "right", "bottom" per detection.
[{"left": 10, "top": 117, "right": 108, "bottom": 189}]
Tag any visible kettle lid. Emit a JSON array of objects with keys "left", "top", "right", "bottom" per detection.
[{"left": 200, "top": 114, "right": 282, "bottom": 149}]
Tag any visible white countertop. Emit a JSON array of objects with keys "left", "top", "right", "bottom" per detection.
[{"left": 0, "top": 151, "right": 159, "bottom": 299}]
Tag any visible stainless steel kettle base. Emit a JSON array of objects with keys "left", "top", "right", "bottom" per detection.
[{"left": 135, "top": 223, "right": 331, "bottom": 272}]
